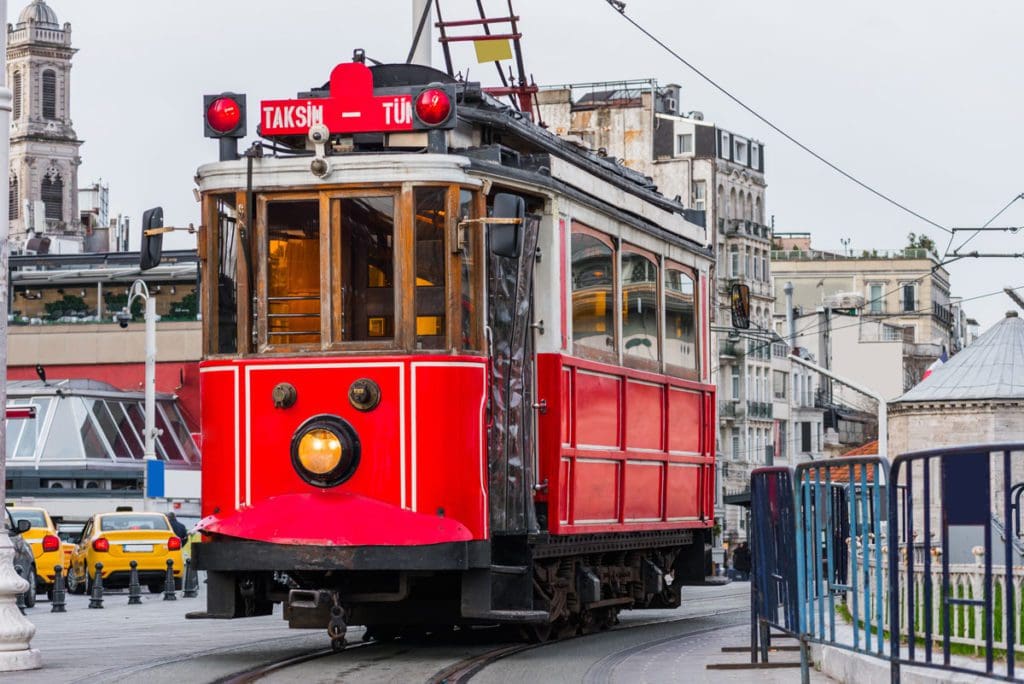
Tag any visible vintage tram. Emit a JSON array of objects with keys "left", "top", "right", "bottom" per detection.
[{"left": 175, "top": 57, "right": 717, "bottom": 643}]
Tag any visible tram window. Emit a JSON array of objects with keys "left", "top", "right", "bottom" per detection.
[
  {"left": 414, "top": 187, "right": 447, "bottom": 349},
  {"left": 665, "top": 268, "right": 698, "bottom": 375},
  {"left": 155, "top": 403, "right": 186, "bottom": 461},
  {"left": 267, "top": 201, "right": 321, "bottom": 346},
  {"left": 91, "top": 400, "right": 134, "bottom": 460},
  {"left": 459, "top": 190, "right": 480, "bottom": 350},
  {"left": 622, "top": 251, "right": 659, "bottom": 368},
  {"left": 78, "top": 399, "right": 113, "bottom": 460},
  {"left": 214, "top": 195, "right": 239, "bottom": 354},
  {"left": 571, "top": 231, "right": 615, "bottom": 361},
  {"left": 337, "top": 196, "right": 395, "bottom": 341}
]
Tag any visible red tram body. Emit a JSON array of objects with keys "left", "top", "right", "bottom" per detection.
[{"left": 186, "top": 59, "right": 716, "bottom": 642}]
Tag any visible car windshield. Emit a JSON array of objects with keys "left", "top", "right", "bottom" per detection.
[
  {"left": 10, "top": 510, "right": 47, "bottom": 528},
  {"left": 99, "top": 514, "right": 170, "bottom": 531}
]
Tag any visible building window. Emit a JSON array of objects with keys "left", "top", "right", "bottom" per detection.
[
  {"left": 9, "top": 175, "right": 18, "bottom": 221},
  {"left": 731, "top": 366, "right": 740, "bottom": 399},
  {"left": 761, "top": 255, "right": 768, "bottom": 282},
  {"left": 773, "top": 370, "right": 787, "bottom": 399},
  {"left": 41, "top": 172, "right": 63, "bottom": 220},
  {"left": 12, "top": 71, "right": 21, "bottom": 121},
  {"left": 733, "top": 139, "right": 748, "bottom": 165},
  {"left": 869, "top": 283, "right": 883, "bottom": 313},
  {"left": 753, "top": 249, "right": 761, "bottom": 280},
  {"left": 42, "top": 70, "right": 57, "bottom": 120},
  {"left": 720, "top": 131, "right": 731, "bottom": 160},
  {"left": 676, "top": 133, "right": 693, "bottom": 155},
  {"left": 731, "top": 428, "right": 740, "bottom": 460},
  {"left": 801, "top": 422, "right": 812, "bottom": 453},
  {"left": 692, "top": 180, "right": 706, "bottom": 211},
  {"left": 778, "top": 422, "right": 787, "bottom": 462},
  {"left": 902, "top": 283, "right": 916, "bottom": 312},
  {"left": 571, "top": 231, "right": 615, "bottom": 361},
  {"left": 751, "top": 143, "right": 760, "bottom": 170},
  {"left": 729, "top": 245, "right": 739, "bottom": 278}
]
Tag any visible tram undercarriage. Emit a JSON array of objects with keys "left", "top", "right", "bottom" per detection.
[{"left": 194, "top": 530, "right": 710, "bottom": 646}]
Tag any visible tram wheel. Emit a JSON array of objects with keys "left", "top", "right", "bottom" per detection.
[{"left": 519, "top": 622, "right": 553, "bottom": 643}]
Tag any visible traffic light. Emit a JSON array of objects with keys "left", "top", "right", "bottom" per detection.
[{"left": 203, "top": 93, "right": 247, "bottom": 161}]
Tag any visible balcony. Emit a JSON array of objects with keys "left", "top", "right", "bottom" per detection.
[
  {"left": 770, "top": 247, "right": 937, "bottom": 263},
  {"left": 746, "top": 401, "right": 773, "bottom": 419},
  {"left": 719, "top": 340, "right": 742, "bottom": 358},
  {"left": 719, "top": 401, "right": 743, "bottom": 421},
  {"left": 723, "top": 219, "right": 771, "bottom": 242}
]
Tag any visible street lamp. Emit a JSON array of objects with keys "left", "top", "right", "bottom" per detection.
[{"left": 122, "top": 279, "right": 159, "bottom": 462}]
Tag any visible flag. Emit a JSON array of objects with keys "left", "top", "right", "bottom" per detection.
[{"left": 922, "top": 348, "right": 949, "bottom": 380}]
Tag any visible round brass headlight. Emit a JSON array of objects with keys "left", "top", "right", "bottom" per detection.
[
  {"left": 297, "top": 429, "right": 343, "bottom": 475},
  {"left": 290, "top": 416, "right": 360, "bottom": 488}
]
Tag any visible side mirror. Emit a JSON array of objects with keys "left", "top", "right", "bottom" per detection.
[
  {"left": 490, "top": 193, "right": 524, "bottom": 259},
  {"left": 15, "top": 519, "right": 31, "bottom": 535},
  {"left": 730, "top": 283, "right": 751, "bottom": 330},
  {"left": 140, "top": 206, "right": 165, "bottom": 271}
]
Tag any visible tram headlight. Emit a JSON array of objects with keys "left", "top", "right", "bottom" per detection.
[{"left": 290, "top": 416, "right": 360, "bottom": 488}]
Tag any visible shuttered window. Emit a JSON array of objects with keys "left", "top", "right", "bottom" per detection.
[
  {"left": 12, "top": 72, "right": 21, "bottom": 120},
  {"left": 42, "top": 174, "right": 62, "bottom": 220},
  {"left": 8, "top": 175, "right": 17, "bottom": 220},
  {"left": 42, "top": 70, "right": 56, "bottom": 120}
]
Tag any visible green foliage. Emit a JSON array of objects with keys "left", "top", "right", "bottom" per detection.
[
  {"left": 104, "top": 292, "right": 143, "bottom": 319},
  {"left": 44, "top": 294, "right": 88, "bottom": 317},
  {"left": 906, "top": 232, "right": 937, "bottom": 256},
  {"left": 164, "top": 291, "right": 198, "bottom": 320}
]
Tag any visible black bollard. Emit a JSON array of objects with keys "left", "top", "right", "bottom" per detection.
[
  {"left": 14, "top": 565, "right": 25, "bottom": 613},
  {"left": 183, "top": 558, "right": 199, "bottom": 599},
  {"left": 88, "top": 562, "right": 104, "bottom": 609},
  {"left": 51, "top": 564, "right": 66, "bottom": 613},
  {"left": 127, "top": 560, "right": 142, "bottom": 605},
  {"left": 163, "top": 558, "right": 177, "bottom": 601}
]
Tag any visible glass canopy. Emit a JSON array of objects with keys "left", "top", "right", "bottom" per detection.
[{"left": 5, "top": 379, "right": 199, "bottom": 465}]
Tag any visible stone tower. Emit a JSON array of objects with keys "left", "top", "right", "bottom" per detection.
[{"left": 7, "top": 0, "right": 82, "bottom": 249}]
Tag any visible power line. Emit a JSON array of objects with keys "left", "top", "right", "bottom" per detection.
[
  {"left": 948, "top": 192, "right": 1024, "bottom": 255},
  {"left": 603, "top": 0, "right": 951, "bottom": 235}
]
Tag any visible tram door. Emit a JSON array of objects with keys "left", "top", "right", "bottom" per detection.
[{"left": 487, "top": 199, "right": 541, "bottom": 536}]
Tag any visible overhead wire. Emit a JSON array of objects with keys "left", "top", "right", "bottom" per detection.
[
  {"left": 602, "top": 0, "right": 951, "bottom": 235},
  {"left": 949, "top": 192, "right": 1024, "bottom": 255}
]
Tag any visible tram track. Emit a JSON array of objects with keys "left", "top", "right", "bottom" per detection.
[{"left": 206, "top": 596, "right": 749, "bottom": 684}]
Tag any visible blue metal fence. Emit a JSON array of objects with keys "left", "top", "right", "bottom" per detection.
[{"left": 749, "top": 443, "right": 1024, "bottom": 682}]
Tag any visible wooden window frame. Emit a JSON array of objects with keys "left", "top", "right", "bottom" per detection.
[
  {"left": 663, "top": 259, "right": 700, "bottom": 381},
  {"left": 620, "top": 242, "right": 661, "bottom": 373},
  {"left": 569, "top": 223, "right": 618, "bottom": 366}
]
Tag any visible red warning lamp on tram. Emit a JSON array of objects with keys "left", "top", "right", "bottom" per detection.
[
  {"left": 414, "top": 88, "right": 452, "bottom": 126},
  {"left": 203, "top": 92, "right": 247, "bottom": 161}
]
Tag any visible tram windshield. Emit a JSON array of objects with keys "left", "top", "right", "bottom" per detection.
[{"left": 205, "top": 185, "right": 482, "bottom": 356}]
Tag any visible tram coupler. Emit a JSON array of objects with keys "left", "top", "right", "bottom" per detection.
[
  {"left": 284, "top": 588, "right": 334, "bottom": 629},
  {"left": 328, "top": 594, "right": 347, "bottom": 651}
]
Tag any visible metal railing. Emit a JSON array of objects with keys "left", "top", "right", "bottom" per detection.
[{"left": 749, "top": 443, "right": 1024, "bottom": 682}]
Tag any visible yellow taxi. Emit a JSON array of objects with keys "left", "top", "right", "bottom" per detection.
[
  {"left": 69, "top": 511, "right": 184, "bottom": 594},
  {"left": 7, "top": 506, "right": 63, "bottom": 598}
]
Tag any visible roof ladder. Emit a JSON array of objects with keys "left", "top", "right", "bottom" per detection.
[{"left": 432, "top": 0, "right": 542, "bottom": 124}]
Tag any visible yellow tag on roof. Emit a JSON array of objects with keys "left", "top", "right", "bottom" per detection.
[{"left": 474, "top": 38, "right": 513, "bottom": 63}]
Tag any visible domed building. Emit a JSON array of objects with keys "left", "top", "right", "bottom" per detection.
[
  {"left": 889, "top": 310, "right": 1024, "bottom": 562},
  {"left": 6, "top": 0, "right": 83, "bottom": 249}
]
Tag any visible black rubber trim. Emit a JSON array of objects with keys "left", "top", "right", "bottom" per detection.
[{"left": 194, "top": 539, "right": 491, "bottom": 572}]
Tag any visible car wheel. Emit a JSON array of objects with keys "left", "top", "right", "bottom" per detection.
[{"left": 22, "top": 568, "right": 36, "bottom": 608}]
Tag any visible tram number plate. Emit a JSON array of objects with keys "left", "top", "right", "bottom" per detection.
[{"left": 123, "top": 544, "right": 153, "bottom": 553}]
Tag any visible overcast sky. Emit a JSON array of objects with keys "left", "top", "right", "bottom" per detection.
[{"left": 19, "top": 0, "right": 1023, "bottom": 328}]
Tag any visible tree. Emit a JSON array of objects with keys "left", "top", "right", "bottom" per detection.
[{"left": 906, "top": 232, "right": 937, "bottom": 256}]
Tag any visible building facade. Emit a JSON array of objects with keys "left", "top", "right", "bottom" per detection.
[
  {"left": 772, "top": 233, "right": 954, "bottom": 394},
  {"left": 536, "top": 81, "right": 774, "bottom": 542},
  {"left": 7, "top": 0, "right": 83, "bottom": 249}
]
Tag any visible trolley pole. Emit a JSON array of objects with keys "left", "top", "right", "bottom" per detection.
[
  {"left": 0, "top": 0, "right": 42, "bottom": 668},
  {"left": 411, "top": 0, "right": 432, "bottom": 66}
]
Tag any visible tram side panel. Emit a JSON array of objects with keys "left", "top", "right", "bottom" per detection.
[{"left": 536, "top": 353, "right": 716, "bottom": 538}]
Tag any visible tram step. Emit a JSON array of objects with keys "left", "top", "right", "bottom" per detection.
[
  {"left": 489, "top": 564, "right": 529, "bottom": 575},
  {"left": 461, "top": 608, "right": 550, "bottom": 623}
]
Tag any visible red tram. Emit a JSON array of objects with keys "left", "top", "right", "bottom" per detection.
[{"left": 172, "top": 57, "right": 716, "bottom": 643}]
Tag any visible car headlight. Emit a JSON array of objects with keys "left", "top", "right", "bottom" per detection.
[{"left": 290, "top": 416, "right": 360, "bottom": 488}]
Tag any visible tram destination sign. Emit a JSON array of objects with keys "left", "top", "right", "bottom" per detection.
[{"left": 260, "top": 61, "right": 454, "bottom": 137}]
